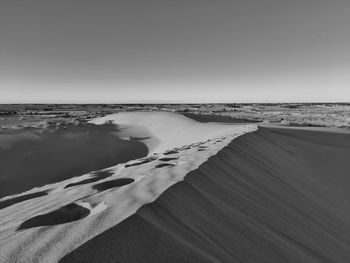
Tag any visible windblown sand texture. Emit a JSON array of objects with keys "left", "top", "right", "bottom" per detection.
[
  {"left": 62, "top": 126, "right": 350, "bottom": 263},
  {"left": 0, "top": 112, "right": 256, "bottom": 262},
  {"left": 1, "top": 112, "right": 349, "bottom": 262}
]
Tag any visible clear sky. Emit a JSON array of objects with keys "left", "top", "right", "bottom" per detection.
[{"left": 0, "top": 0, "right": 349, "bottom": 103}]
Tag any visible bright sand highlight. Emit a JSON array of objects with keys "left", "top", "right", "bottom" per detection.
[{"left": 0, "top": 112, "right": 256, "bottom": 262}]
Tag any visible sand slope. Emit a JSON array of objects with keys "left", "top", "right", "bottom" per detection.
[
  {"left": 0, "top": 112, "right": 256, "bottom": 262},
  {"left": 62, "top": 127, "right": 350, "bottom": 263},
  {"left": 89, "top": 112, "right": 251, "bottom": 153}
]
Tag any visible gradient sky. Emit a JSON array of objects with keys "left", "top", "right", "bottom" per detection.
[{"left": 0, "top": 0, "right": 349, "bottom": 103}]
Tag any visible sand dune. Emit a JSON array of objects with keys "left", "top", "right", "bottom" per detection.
[
  {"left": 89, "top": 112, "right": 251, "bottom": 153},
  {"left": 183, "top": 112, "right": 259, "bottom": 123},
  {"left": 61, "top": 126, "right": 350, "bottom": 263},
  {"left": 0, "top": 112, "right": 255, "bottom": 262},
  {"left": 2, "top": 112, "right": 348, "bottom": 262}
]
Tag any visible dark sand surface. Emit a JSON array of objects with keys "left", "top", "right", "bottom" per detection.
[
  {"left": 64, "top": 171, "right": 114, "bottom": 189},
  {"left": 0, "top": 124, "right": 147, "bottom": 198},
  {"left": 18, "top": 203, "right": 90, "bottom": 230},
  {"left": 62, "top": 127, "right": 350, "bottom": 263},
  {"left": 0, "top": 190, "right": 48, "bottom": 210},
  {"left": 93, "top": 178, "right": 135, "bottom": 192},
  {"left": 184, "top": 112, "right": 259, "bottom": 123}
]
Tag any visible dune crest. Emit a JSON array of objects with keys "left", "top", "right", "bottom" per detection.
[
  {"left": 62, "top": 127, "right": 350, "bottom": 263},
  {"left": 0, "top": 112, "right": 256, "bottom": 262},
  {"left": 90, "top": 111, "right": 253, "bottom": 153}
]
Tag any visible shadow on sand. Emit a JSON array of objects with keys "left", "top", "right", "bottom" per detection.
[
  {"left": 18, "top": 203, "right": 90, "bottom": 230},
  {"left": 93, "top": 178, "right": 135, "bottom": 192},
  {"left": 0, "top": 191, "right": 48, "bottom": 210}
]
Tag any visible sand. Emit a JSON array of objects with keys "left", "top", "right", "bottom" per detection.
[
  {"left": 61, "top": 126, "right": 350, "bottom": 263},
  {"left": 0, "top": 123, "right": 147, "bottom": 198},
  {"left": 0, "top": 112, "right": 255, "bottom": 262},
  {"left": 1, "top": 112, "right": 348, "bottom": 262},
  {"left": 89, "top": 112, "right": 254, "bottom": 153},
  {"left": 183, "top": 112, "right": 259, "bottom": 123},
  {"left": 61, "top": 128, "right": 350, "bottom": 263}
]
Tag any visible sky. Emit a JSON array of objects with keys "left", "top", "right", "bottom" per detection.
[{"left": 0, "top": 0, "right": 349, "bottom": 103}]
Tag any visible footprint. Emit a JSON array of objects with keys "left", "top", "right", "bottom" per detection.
[
  {"left": 155, "top": 163, "right": 175, "bottom": 168},
  {"left": 182, "top": 147, "right": 192, "bottom": 150},
  {"left": 17, "top": 203, "right": 90, "bottom": 230},
  {"left": 129, "top": 136, "right": 151, "bottom": 141},
  {"left": 125, "top": 157, "right": 157, "bottom": 167},
  {"left": 178, "top": 145, "right": 192, "bottom": 151},
  {"left": 91, "top": 170, "right": 115, "bottom": 178},
  {"left": 93, "top": 178, "right": 135, "bottom": 192},
  {"left": 196, "top": 146, "right": 207, "bottom": 151},
  {"left": 0, "top": 191, "right": 48, "bottom": 210},
  {"left": 163, "top": 150, "right": 179, "bottom": 155},
  {"left": 78, "top": 201, "right": 107, "bottom": 217},
  {"left": 64, "top": 171, "right": 114, "bottom": 188},
  {"left": 159, "top": 157, "right": 179, "bottom": 162}
]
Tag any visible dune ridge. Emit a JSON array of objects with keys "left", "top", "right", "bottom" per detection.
[
  {"left": 89, "top": 111, "right": 251, "bottom": 153},
  {"left": 0, "top": 112, "right": 256, "bottom": 262},
  {"left": 62, "top": 127, "right": 350, "bottom": 263}
]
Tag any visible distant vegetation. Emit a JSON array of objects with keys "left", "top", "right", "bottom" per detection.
[{"left": 0, "top": 103, "right": 349, "bottom": 128}]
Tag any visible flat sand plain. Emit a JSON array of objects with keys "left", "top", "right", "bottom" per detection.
[{"left": 0, "top": 123, "right": 147, "bottom": 198}]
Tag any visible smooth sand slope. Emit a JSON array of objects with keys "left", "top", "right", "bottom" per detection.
[
  {"left": 0, "top": 112, "right": 255, "bottom": 262},
  {"left": 62, "top": 126, "right": 350, "bottom": 263},
  {"left": 89, "top": 112, "right": 251, "bottom": 153},
  {"left": 183, "top": 112, "right": 258, "bottom": 123}
]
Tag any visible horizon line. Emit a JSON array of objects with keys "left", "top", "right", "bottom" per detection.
[{"left": 0, "top": 101, "right": 349, "bottom": 105}]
